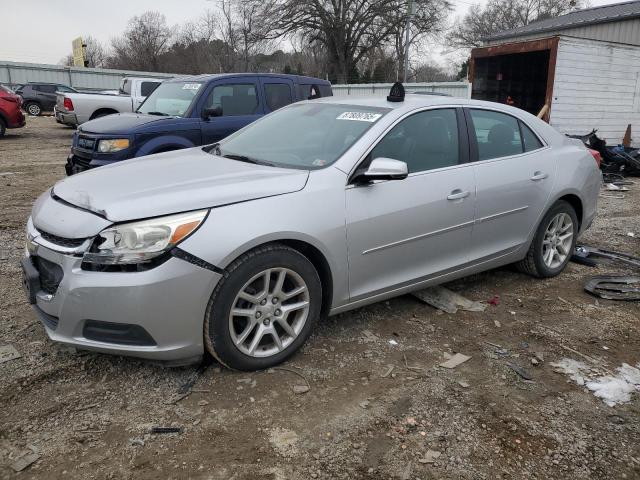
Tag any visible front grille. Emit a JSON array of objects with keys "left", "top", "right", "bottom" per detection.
[
  {"left": 33, "top": 257, "right": 64, "bottom": 294},
  {"left": 39, "top": 231, "right": 87, "bottom": 249},
  {"left": 77, "top": 136, "right": 96, "bottom": 150}
]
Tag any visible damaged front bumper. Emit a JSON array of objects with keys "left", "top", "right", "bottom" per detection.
[{"left": 23, "top": 195, "right": 222, "bottom": 364}]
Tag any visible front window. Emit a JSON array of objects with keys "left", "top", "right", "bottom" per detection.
[
  {"left": 205, "top": 84, "right": 258, "bottom": 116},
  {"left": 213, "top": 103, "right": 390, "bottom": 169},
  {"left": 137, "top": 81, "right": 204, "bottom": 117}
]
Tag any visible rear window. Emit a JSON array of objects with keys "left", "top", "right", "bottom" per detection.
[
  {"left": 35, "top": 84, "right": 57, "bottom": 93},
  {"left": 265, "top": 83, "right": 293, "bottom": 111},
  {"left": 141, "top": 81, "right": 160, "bottom": 97},
  {"left": 469, "top": 109, "right": 523, "bottom": 161}
]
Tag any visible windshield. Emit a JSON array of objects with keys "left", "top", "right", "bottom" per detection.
[
  {"left": 214, "top": 103, "right": 390, "bottom": 169},
  {"left": 137, "top": 81, "right": 203, "bottom": 117}
]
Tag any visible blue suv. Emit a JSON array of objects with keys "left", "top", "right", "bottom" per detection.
[{"left": 65, "top": 73, "right": 332, "bottom": 175}]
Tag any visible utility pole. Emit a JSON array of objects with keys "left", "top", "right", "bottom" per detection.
[{"left": 403, "top": 0, "right": 414, "bottom": 82}]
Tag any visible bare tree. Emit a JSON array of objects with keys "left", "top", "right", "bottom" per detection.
[
  {"left": 109, "top": 11, "right": 174, "bottom": 71},
  {"left": 83, "top": 36, "right": 107, "bottom": 68},
  {"left": 448, "top": 0, "right": 587, "bottom": 50},
  {"left": 249, "top": 0, "right": 421, "bottom": 83},
  {"left": 388, "top": 0, "right": 452, "bottom": 81}
]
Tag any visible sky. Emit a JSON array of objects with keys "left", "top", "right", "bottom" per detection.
[{"left": 0, "top": 0, "right": 625, "bottom": 67}]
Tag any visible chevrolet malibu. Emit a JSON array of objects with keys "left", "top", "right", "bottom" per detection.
[{"left": 23, "top": 92, "right": 601, "bottom": 370}]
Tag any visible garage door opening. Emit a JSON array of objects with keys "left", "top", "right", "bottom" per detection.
[{"left": 469, "top": 37, "right": 559, "bottom": 121}]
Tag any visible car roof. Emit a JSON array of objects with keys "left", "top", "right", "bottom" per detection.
[{"left": 165, "top": 73, "right": 331, "bottom": 85}]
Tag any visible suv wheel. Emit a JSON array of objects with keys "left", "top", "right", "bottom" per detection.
[
  {"left": 25, "top": 102, "right": 42, "bottom": 116},
  {"left": 0, "top": 118, "right": 5, "bottom": 137},
  {"left": 204, "top": 244, "right": 322, "bottom": 371},
  {"left": 516, "top": 200, "right": 578, "bottom": 278}
]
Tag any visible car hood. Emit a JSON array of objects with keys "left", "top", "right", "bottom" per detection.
[
  {"left": 53, "top": 147, "right": 309, "bottom": 222},
  {"left": 79, "top": 112, "right": 173, "bottom": 135}
]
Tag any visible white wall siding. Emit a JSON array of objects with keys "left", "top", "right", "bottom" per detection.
[
  {"left": 332, "top": 82, "right": 471, "bottom": 99},
  {"left": 550, "top": 36, "right": 640, "bottom": 143}
]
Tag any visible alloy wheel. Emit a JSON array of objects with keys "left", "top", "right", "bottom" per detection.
[
  {"left": 229, "top": 267, "right": 310, "bottom": 358},
  {"left": 542, "top": 212, "right": 574, "bottom": 269},
  {"left": 27, "top": 104, "right": 41, "bottom": 116}
]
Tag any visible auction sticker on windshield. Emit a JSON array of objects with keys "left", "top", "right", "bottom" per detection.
[
  {"left": 336, "top": 112, "right": 382, "bottom": 122},
  {"left": 182, "top": 83, "right": 202, "bottom": 90}
]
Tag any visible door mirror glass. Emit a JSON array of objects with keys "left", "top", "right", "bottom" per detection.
[
  {"left": 355, "top": 157, "right": 408, "bottom": 183},
  {"left": 202, "top": 106, "right": 222, "bottom": 119}
]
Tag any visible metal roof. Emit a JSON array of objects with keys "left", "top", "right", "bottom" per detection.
[{"left": 485, "top": 0, "right": 640, "bottom": 41}]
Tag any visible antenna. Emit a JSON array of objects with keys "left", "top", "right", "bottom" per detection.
[{"left": 387, "top": 82, "right": 405, "bottom": 102}]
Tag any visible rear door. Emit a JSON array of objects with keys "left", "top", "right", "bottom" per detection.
[
  {"left": 260, "top": 77, "right": 295, "bottom": 112},
  {"left": 35, "top": 84, "right": 58, "bottom": 110},
  {"left": 345, "top": 107, "right": 476, "bottom": 300},
  {"left": 465, "top": 108, "right": 556, "bottom": 261},
  {"left": 199, "top": 78, "right": 264, "bottom": 144}
]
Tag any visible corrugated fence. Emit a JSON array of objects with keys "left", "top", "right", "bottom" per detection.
[
  {"left": 0, "top": 60, "right": 471, "bottom": 98},
  {"left": 332, "top": 82, "right": 471, "bottom": 98},
  {"left": 0, "top": 61, "right": 175, "bottom": 91}
]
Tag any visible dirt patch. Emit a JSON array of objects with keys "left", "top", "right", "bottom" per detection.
[{"left": 0, "top": 117, "right": 639, "bottom": 479}]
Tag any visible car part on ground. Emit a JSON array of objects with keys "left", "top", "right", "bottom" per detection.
[
  {"left": 23, "top": 87, "right": 601, "bottom": 369},
  {"left": 584, "top": 275, "right": 640, "bottom": 301},
  {"left": 572, "top": 245, "right": 640, "bottom": 269},
  {"left": 566, "top": 129, "right": 640, "bottom": 176}
]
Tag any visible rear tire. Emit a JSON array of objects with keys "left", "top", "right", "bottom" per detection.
[
  {"left": 516, "top": 200, "right": 578, "bottom": 278},
  {"left": 204, "top": 244, "right": 322, "bottom": 371},
  {"left": 0, "top": 118, "right": 6, "bottom": 137},
  {"left": 25, "top": 102, "right": 42, "bottom": 116}
]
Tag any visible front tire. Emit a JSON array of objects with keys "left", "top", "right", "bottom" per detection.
[
  {"left": 204, "top": 244, "right": 322, "bottom": 371},
  {"left": 517, "top": 200, "right": 578, "bottom": 278},
  {"left": 25, "top": 102, "right": 42, "bottom": 116},
  {"left": 0, "top": 118, "right": 6, "bottom": 137}
]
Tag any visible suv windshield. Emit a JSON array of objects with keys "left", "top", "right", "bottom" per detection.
[
  {"left": 213, "top": 103, "right": 390, "bottom": 169},
  {"left": 137, "top": 81, "right": 203, "bottom": 117}
]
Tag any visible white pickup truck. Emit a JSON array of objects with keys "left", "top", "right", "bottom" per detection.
[{"left": 54, "top": 77, "right": 165, "bottom": 127}]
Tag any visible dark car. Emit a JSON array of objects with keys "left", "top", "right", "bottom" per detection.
[
  {"left": 0, "top": 85, "right": 26, "bottom": 137},
  {"left": 65, "top": 73, "right": 332, "bottom": 175},
  {"left": 15, "top": 83, "right": 77, "bottom": 116}
]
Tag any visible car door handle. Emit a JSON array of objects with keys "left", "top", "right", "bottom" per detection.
[
  {"left": 447, "top": 189, "right": 470, "bottom": 201},
  {"left": 530, "top": 171, "right": 548, "bottom": 181}
]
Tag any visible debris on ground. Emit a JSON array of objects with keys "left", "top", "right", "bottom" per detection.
[
  {"left": 418, "top": 449, "right": 442, "bottom": 464},
  {"left": 584, "top": 275, "right": 640, "bottom": 301},
  {"left": 151, "top": 427, "right": 183, "bottom": 434},
  {"left": 0, "top": 344, "right": 21, "bottom": 363},
  {"left": 573, "top": 245, "right": 640, "bottom": 269},
  {"left": 551, "top": 358, "right": 640, "bottom": 406},
  {"left": 10, "top": 451, "right": 40, "bottom": 472},
  {"left": 293, "top": 385, "right": 310, "bottom": 394},
  {"left": 439, "top": 353, "right": 471, "bottom": 369},
  {"left": 412, "top": 286, "right": 486, "bottom": 314},
  {"left": 488, "top": 295, "right": 500, "bottom": 306},
  {"left": 507, "top": 363, "right": 534, "bottom": 380}
]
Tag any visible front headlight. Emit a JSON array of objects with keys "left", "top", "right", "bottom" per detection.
[
  {"left": 97, "top": 138, "right": 130, "bottom": 153},
  {"left": 83, "top": 210, "right": 208, "bottom": 265}
]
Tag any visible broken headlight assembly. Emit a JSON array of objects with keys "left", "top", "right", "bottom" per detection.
[
  {"left": 97, "top": 138, "right": 130, "bottom": 153},
  {"left": 83, "top": 210, "right": 208, "bottom": 266}
]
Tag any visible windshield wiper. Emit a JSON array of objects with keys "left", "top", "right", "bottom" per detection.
[
  {"left": 145, "top": 111, "right": 170, "bottom": 116},
  {"left": 223, "top": 154, "right": 260, "bottom": 164},
  {"left": 223, "top": 154, "right": 275, "bottom": 167}
]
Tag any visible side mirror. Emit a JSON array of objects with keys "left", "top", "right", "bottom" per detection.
[
  {"left": 353, "top": 157, "right": 408, "bottom": 184},
  {"left": 202, "top": 106, "right": 222, "bottom": 119}
]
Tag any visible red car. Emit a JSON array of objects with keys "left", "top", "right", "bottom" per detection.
[{"left": 0, "top": 85, "right": 26, "bottom": 137}]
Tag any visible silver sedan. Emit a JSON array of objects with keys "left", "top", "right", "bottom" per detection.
[{"left": 23, "top": 93, "right": 601, "bottom": 370}]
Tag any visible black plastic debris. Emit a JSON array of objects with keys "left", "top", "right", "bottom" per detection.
[
  {"left": 584, "top": 275, "right": 640, "bottom": 301},
  {"left": 151, "top": 426, "right": 183, "bottom": 434},
  {"left": 566, "top": 129, "right": 640, "bottom": 176},
  {"left": 572, "top": 245, "right": 640, "bottom": 269}
]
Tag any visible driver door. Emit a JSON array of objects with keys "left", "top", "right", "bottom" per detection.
[
  {"left": 345, "top": 108, "right": 476, "bottom": 300},
  {"left": 200, "top": 79, "right": 264, "bottom": 144}
]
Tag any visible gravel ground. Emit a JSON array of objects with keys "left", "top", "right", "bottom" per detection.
[{"left": 0, "top": 117, "right": 639, "bottom": 480}]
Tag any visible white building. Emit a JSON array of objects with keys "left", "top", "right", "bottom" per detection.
[{"left": 469, "top": 0, "right": 640, "bottom": 143}]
